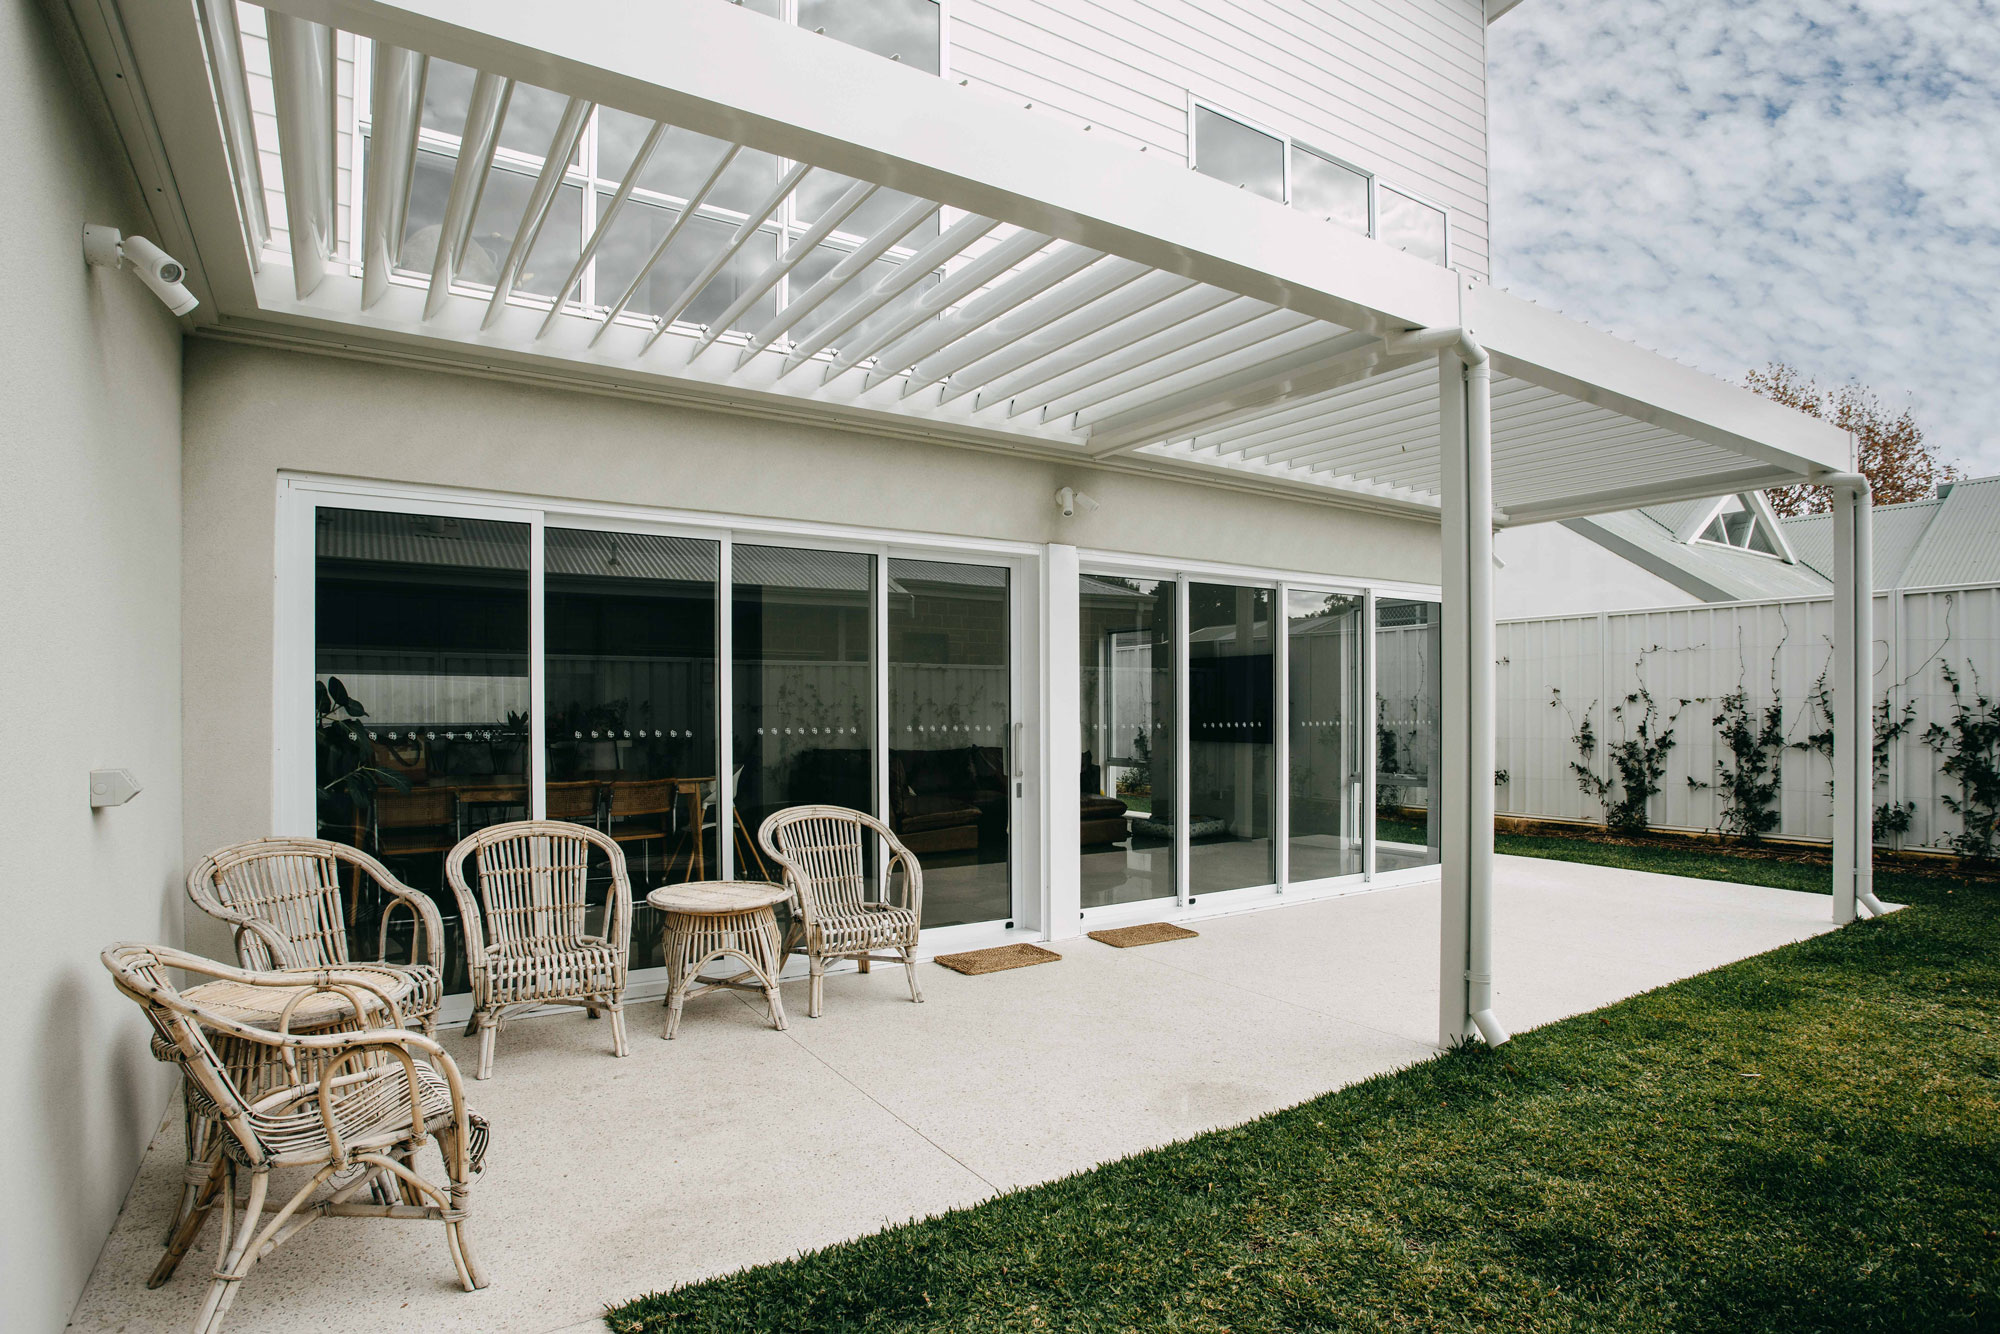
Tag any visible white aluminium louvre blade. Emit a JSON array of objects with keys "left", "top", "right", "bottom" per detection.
[
  {"left": 424, "top": 71, "right": 513, "bottom": 321},
  {"left": 481, "top": 97, "right": 593, "bottom": 330},
  {"left": 691, "top": 178, "right": 882, "bottom": 361},
  {"left": 732, "top": 195, "right": 938, "bottom": 367},
  {"left": 943, "top": 270, "right": 1201, "bottom": 407},
  {"left": 1007, "top": 297, "right": 1270, "bottom": 421},
  {"left": 976, "top": 286, "right": 1237, "bottom": 414},
  {"left": 898, "top": 257, "right": 1151, "bottom": 400},
  {"left": 361, "top": 45, "right": 426, "bottom": 310},
  {"left": 818, "top": 226, "right": 1052, "bottom": 385},
  {"left": 777, "top": 211, "right": 999, "bottom": 377},
  {"left": 635, "top": 161, "right": 813, "bottom": 355},
  {"left": 265, "top": 13, "right": 337, "bottom": 299},
  {"left": 859, "top": 242, "right": 1104, "bottom": 391},
  {"left": 536, "top": 118, "right": 672, "bottom": 338},
  {"left": 587, "top": 143, "right": 742, "bottom": 347},
  {"left": 197, "top": 0, "right": 268, "bottom": 264}
]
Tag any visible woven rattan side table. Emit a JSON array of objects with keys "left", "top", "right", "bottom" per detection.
[{"left": 646, "top": 880, "right": 791, "bottom": 1039}]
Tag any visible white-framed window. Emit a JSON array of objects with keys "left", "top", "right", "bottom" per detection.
[
  {"left": 348, "top": 6, "right": 945, "bottom": 344},
  {"left": 1187, "top": 100, "right": 1450, "bottom": 268},
  {"left": 1687, "top": 493, "right": 1791, "bottom": 560}
]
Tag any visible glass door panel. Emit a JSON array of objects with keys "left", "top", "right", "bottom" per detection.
[
  {"left": 1188, "top": 583, "right": 1275, "bottom": 893},
  {"left": 314, "top": 506, "right": 531, "bottom": 994},
  {"left": 732, "top": 545, "right": 877, "bottom": 853},
  {"left": 1287, "top": 590, "right": 1365, "bottom": 882},
  {"left": 888, "top": 559, "right": 1012, "bottom": 928},
  {"left": 1376, "top": 597, "right": 1442, "bottom": 869},
  {"left": 545, "top": 528, "right": 719, "bottom": 969},
  {"left": 1079, "top": 574, "right": 1176, "bottom": 907}
]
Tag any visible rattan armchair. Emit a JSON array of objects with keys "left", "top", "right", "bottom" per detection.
[
  {"left": 102, "top": 943, "right": 488, "bottom": 1334},
  {"left": 445, "top": 819, "right": 632, "bottom": 1079},
  {"left": 758, "top": 805, "right": 924, "bottom": 1018},
  {"left": 187, "top": 837, "right": 445, "bottom": 1036}
]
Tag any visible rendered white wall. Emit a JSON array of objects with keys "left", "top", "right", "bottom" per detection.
[
  {"left": 179, "top": 340, "right": 1442, "bottom": 960},
  {"left": 1494, "top": 520, "right": 1700, "bottom": 619},
  {"left": 0, "top": 3, "right": 186, "bottom": 1329}
]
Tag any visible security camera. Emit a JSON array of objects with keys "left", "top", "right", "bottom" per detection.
[
  {"left": 1055, "top": 486, "right": 1100, "bottom": 518},
  {"left": 82, "top": 223, "right": 199, "bottom": 316}
]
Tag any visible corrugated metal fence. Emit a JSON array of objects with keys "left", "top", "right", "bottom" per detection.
[{"left": 1495, "top": 583, "right": 2000, "bottom": 851}]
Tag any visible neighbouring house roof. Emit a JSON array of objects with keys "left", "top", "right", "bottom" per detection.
[
  {"left": 1563, "top": 502, "right": 1832, "bottom": 603},
  {"left": 1560, "top": 475, "right": 2000, "bottom": 603},
  {"left": 1781, "top": 475, "right": 2000, "bottom": 591}
]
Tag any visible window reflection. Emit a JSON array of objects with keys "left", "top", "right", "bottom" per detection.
[
  {"left": 1193, "top": 107, "right": 1285, "bottom": 202},
  {"left": 1188, "top": 583, "right": 1275, "bottom": 893},
  {"left": 1292, "top": 148, "right": 1370, "bottom": 236},
  {"left": 889, "top": 560, "right": 1011, "bottom": 928},
  {"left": 314, "top": 508, "right": 531, "bottom": 995},
  {"left": 1378, "top": 187, "right": 1448, "bottom": 266},
  {"left": 732, "top": 546, "right": 876, "bottom": 842},
  {"left": 545, "top": 529, "right": 720, "bottom": 969},
  {"left": 1376, "top": 598, "right": 1442, "bottom": 869},
  {"left": 1079, "top": 575, "right": 1176, "bottom": 907},
  {"left": 798, "top": 0, "right": 942, "bottom": 74},
  {"left": 1288, "top": 591, "right": 1365, "bottom": 882}
]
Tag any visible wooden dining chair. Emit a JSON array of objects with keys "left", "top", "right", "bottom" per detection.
[
  {"left": 544, "top": 779, "right": 603, "bottom": 827},
  {"left": 605, "top": 777, "right": 677, "bottom": 878}
]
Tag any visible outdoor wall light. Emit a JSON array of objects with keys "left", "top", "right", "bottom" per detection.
[
  {"left": 82, "top": 223, "right": 199, "bottom": 315},
  {"left": 1055, "top": 486, "right": 1100, "bottom": 518}
]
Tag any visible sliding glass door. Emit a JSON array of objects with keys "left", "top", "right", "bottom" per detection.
[
  {"left": 1078, "top": 574, "right": 1176, "bottom": 907},
  {"left": 1188, "top": 582, "right": 1275, "bottom": 894},
  {"left": 1376, "top": 597, "right": 1442, "bottom": 870},
  {"left": 307, "top": 497, "right": 1024, "bottom": 997},
  {"left": 1287, "top": 590, "right": 1365, "bottom": 882},
  {"left": 545, "top": 528, "right": 719, "bottom": 967},
  {"left": 313, "top": 506, "right": 531, "bottom": 992},
  {"left": 888, "top": 559, "right": 1013, "bottom": 928}
]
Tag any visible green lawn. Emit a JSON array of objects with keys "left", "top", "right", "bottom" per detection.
[{"left": 608, "top": 843, "right": 2000, "bottom": 1333}]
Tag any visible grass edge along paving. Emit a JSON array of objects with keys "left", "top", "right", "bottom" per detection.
[{"left": 608, "top": 851, "right": 2000, "bottom": 1333}]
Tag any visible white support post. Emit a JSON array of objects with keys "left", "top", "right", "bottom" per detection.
[
  {"left": 1438, "top": 347, "right": 1472, "bottom": 1046},
  {"left": 1045, "top": 544, "right": 1082, "bottom": 938},
  {"left": 717, "top": 538, "right": 736, "bottom": 881},
  {"left": 1831, "top": 477, "right": 1879, "bottom": 922},
  {"left": 1175, "top": 574, "right": 1192, "bottom": 905}
]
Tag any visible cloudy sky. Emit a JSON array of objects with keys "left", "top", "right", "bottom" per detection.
[{"left": 1487, "top": 0, "right": 2000, "bottom": 475}]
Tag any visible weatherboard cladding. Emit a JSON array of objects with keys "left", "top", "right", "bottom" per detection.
[{"left": 948, "top": 0, "right": 1491, "bottom": 279}]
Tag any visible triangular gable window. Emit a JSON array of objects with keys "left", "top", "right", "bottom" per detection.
[{"left": 1692, "top": 495, "right": 1786, "bottom": 558}]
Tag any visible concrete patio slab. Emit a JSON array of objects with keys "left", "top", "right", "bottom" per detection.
[{"left": 67, "top": 857, "right": 1836, "bottom": 1334}]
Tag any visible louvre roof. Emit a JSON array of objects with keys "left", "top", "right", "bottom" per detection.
[{"left": 94, "top": 0, "right": 1851, "bottom": 527}]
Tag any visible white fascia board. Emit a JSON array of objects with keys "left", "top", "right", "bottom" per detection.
[
  {"left": 1468, "top": 284, "right": 1851, "bottom": 480},
  {"left": 250, "top": 0, "right": 1459, "bottom": 334},
  {"left": 63, "top": 0, "right": 259, "bottom": 320},
  {"left": 1486, "top": 0, "right": 1531, "bottom": 21}
]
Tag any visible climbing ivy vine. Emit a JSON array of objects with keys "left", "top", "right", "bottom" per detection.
[{"left": 1922, "top": 662, "right": 2000, "bottom": 861}]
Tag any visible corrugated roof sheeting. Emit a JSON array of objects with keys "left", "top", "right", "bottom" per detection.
[
  {"left": 1780, "top": 499, "right": 1941, "bottom": 589},
  {"left": 1902, "top": 478, "right": 2000, "bottom": 588},
  {"left": 1575, "top": 509, "right": 1833, "bottom": 602}
]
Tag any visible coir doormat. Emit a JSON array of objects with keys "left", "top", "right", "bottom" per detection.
[
  {"left": 933, "top": 943, "right": 1062, "bottom": 975},
  {"left": 1088, "top": 922, "right": 1199, "bottom": 948}
]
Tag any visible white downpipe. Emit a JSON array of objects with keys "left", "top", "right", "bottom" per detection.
[{"left": 1393, "top": 322, "right": 1508, "bottom": 1047}]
